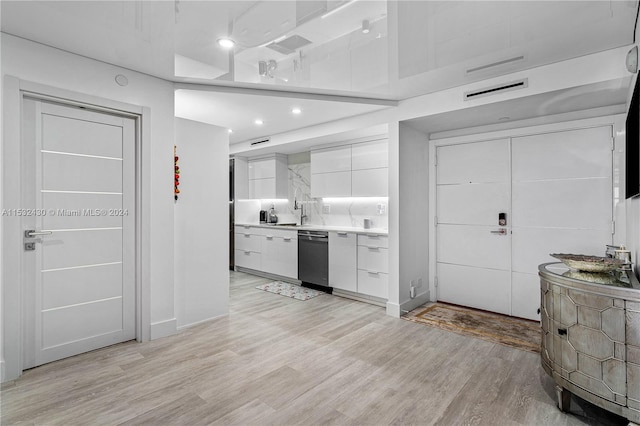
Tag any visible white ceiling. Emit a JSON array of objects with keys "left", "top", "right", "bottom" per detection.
[
  {"left": 1, "top": 0, "right": 637, "bottom": 145},
  {"left": 175, "top": 88, "right": 391, "bottom": 143}
]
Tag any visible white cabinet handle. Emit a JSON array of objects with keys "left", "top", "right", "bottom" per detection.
[
  {"left": 337, "top": 232, "right": 348, "bottom": 236},
  {"left": 367, "top": 271, "right": 380, "bottom": 275},
  {"left": 266, "top": 235, "right": 273, "bottom": 239},
  {"left": 244, "top": 234, "right": 251, "bottom": 238},
  {"left": 367, "top": 246, "right": 380, "bottom": 251},
  {"left": 244, "top": 251, "right": 251, "bottom": 255},
  {"left": 284, "top": 237, "right": 291, "bottom": 241}
]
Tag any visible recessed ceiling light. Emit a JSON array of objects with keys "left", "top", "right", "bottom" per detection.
[
  {"left": 255, "top": 119, "right": 264, "bottom": 125},
  {"left": 228, "top": 129, "right": 233, "bottom": 133},
  {"left": 217, "top": 38, "right": 236, "bottom": 49},
  {"left": 291, "top": 108, "right": 302, "bottom": 115}
]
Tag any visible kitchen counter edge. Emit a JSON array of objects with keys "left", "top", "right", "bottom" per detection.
[{"left": 234, "top": 223, "right": 388, "bottom": 236}]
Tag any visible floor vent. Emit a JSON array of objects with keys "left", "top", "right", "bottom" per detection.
[
  {"left": 466, "top": 55, "right": 526, "bottom": 75},
  {"left": 250, "top": 137, "right": 271, "bottom": 146},
  {"left": 464, "top": 78, "right": 528, "bottom": 101}
]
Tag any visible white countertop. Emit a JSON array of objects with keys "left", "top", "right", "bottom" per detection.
[{"left": 235, "top": 222, "right": 388, "bottom": 236}]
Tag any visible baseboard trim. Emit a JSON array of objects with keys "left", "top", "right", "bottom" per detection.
[
  {"left": 235, "top": 267, "right": 300, "bottom": 284},
  {"left": 150, "top": 318, "right": 177, "bottom": 340},
  {"left": 386, "top": 301, "right": 401, "bottom": 318},
  {"left": 176, "top": 313, "right": 228, "bottom": 331},
  {"left": 400, "top": 290, "right": 431, "bottom": 315},
  {"left": 332, "top": 289, "right": 387, "bottom": 307}
]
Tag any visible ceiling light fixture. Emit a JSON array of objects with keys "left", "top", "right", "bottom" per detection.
[
  {"left": 361, "top": 19, "right": 370, "bottom": 34},
  {"left": 228, "top": 129, "right": 233, "bottom": 133},
  {"left": 321, "top": 0, "right": 358, "bottom": 19},
  {"left": 255, "top": 119, "right": 264, "bottom": 125},
  {"left": 291, "top": 108, "right": 302, "bottom": 115},
  {"left": 217, "top": 38, "right": 236, "bottom": 49}
]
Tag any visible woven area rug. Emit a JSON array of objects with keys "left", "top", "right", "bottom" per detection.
[
  {"left": 256, "top": 281, "right": 324, "bottom": 301},
  {"left": 403, "top": 302, "right": 541, "bottom": 353}
]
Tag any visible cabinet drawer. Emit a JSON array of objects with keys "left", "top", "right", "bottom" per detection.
[
  {"left": 358, "top": 246, "right": 389, "bottom": 274},
  {"left": 235, "top": 233, "right": 262, "bottom": 252},
  {"left": 357, "top": 234, "right": 388, "bottom": 248},
  {"left": 261, "top": 228, "right": 298, "bottom": 240},
  {"left": 235, "top": 250, "right": 261, "bottom": 270},
  {"left": 357, "top": 270, "right": 388, "bottom": 299}
]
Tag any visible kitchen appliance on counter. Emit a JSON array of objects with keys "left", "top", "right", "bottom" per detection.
[
  {"left": 298, "top": 230, "right": 331, "bottom": 293},
  {"left": 267, "top": 204, "right": 278, "bottom": 224},
  {"left": 259, "top": 210, "right": 267, "bottom": 224}
]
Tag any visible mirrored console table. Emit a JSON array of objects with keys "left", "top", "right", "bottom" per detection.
[{"left": 539, "top": 262, "right": 640, "bottom": 425}]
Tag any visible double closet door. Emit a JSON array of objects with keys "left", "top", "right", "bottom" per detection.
[{"left": 436, "top": 126, "right": 614, "bottom": 320}]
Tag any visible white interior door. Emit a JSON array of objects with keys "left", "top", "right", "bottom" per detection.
[
  {"left": 22, "top": 99, "right": 136, "bottom": 368},
  {"left": 435, "top": 126, "right": 614, "bottom": 320},
  {"left": 510, "top": 126, "right": 613, "bottom": 319},
  {"left": 436, "top": 139, "right": 512, "bottom": 315}
]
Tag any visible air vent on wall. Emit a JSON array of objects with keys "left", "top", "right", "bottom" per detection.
[
  {"left": 464, "top": 78, "right": 528, "bottom": 101},
  {"left": 250, "top": 137, "right": 271, "bottom": 146}
]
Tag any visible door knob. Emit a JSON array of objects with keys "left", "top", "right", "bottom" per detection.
[
  {"left": 490, "top": 228, "right": 507, "bottom": 235},
  {"left": 24, "top": 229, "right": 52, "bottom": 238}
]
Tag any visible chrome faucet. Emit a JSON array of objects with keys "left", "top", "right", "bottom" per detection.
[{"left": 294, "top": 187, "right": 308, "bottom": 225}]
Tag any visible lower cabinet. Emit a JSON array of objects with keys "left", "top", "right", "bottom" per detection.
[
  {"left": 261, "top": 232, "right": 298, "bottom": 279},
  {"left": 328, "top": 231, "right": 389, "bottom": 300},
  {"left": 357, "top": 234, "right": 389, "bottom": 298},
  {"left": 234, "top": 226, "right": 297, "bottom": 280},
  {"left": 329, "top": 231, "right": 357, "bottom": 292}
]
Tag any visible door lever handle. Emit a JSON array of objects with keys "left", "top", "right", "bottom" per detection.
[
  {"left": 490, "top": 228, "right": 507, "bottom": 235},
  {"left": 25, "top": 230, "right": 52, "bottom": 238}
]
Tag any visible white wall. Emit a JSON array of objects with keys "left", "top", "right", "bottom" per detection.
[
  {"left": 1, "top": 34, "right": 177, "bottom": 380},
  {"left": 398, "top": 123, "right": 430, "bottom": 312},
  {"left": 174, "top": 118, "right": 229, "bottom": 329}
]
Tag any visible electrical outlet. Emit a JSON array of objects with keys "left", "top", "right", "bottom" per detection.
[
  {"left": 377, "top": 203, "right": 386, "bottom": 215},
  {"left": 323, "top": 204, "right": 331, "bottom": 214}
]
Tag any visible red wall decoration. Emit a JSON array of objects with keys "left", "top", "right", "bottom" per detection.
[{"left": 174, "top": 145, "right": 180, "bottom": 201}]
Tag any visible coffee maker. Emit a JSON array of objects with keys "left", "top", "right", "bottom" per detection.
[{"left": 259, "top": 210, "right": 267, "bottom": 224}]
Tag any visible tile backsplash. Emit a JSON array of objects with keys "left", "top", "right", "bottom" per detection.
[{"left": 258, "top": 162, "right": 388, "bottom": 229}]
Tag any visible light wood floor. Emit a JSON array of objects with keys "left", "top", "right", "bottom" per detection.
[{"left": 1, "top": 271, "right": 627, "bottom": 425}]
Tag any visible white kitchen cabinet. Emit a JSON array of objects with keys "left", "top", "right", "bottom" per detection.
[
  {"left": 261, "top": 229, "right": 298, "bottom": 279},
  {"left": 357, "top": 234, "right": 389, "bottom": 299},
  {"left": 352, "top": 168, "right": 388, "bottom": 197},
  {"left": 310, "top": 139, "right": 388, "bottom": 198},
  {"left": 311, "top": 145, "right": 351, "bottom": 174},
  {"left": 357, "top": 270, "right": 388, "bottom": 299},
  {"left": 351, "top": 140, "right": 388, "bottom": 170},
  {"left": 311, "top": 171, "right": 351, "bottom": 198},
  {"left": 248, "top": 154, "right": 288, "bottom": 199},
  {"left": 234, "top": 249, "right": 261, "bottom": 270},
  {"left": 248, "top": 157, "right": 276, "bottom": 179},
  {"left": 329, "top": 231, "right": 357, "bottom": 292}
]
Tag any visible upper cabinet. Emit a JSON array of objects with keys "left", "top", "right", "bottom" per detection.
[
  {"left": 311, "top": 145, "right": 351, "bottom": 174},
  {"left": 351, "top": 140, "right": 388, "bottom": 171},
  {"left": 311, "top": 139, "right": 388, "bottom": 198},
  {"left": 248, "top": 154, "right": 288, "bottom": 199}
]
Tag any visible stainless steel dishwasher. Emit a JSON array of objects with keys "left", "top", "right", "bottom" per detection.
[{"left": 297, "top": 230, "right": 331, "bottom": 293}]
